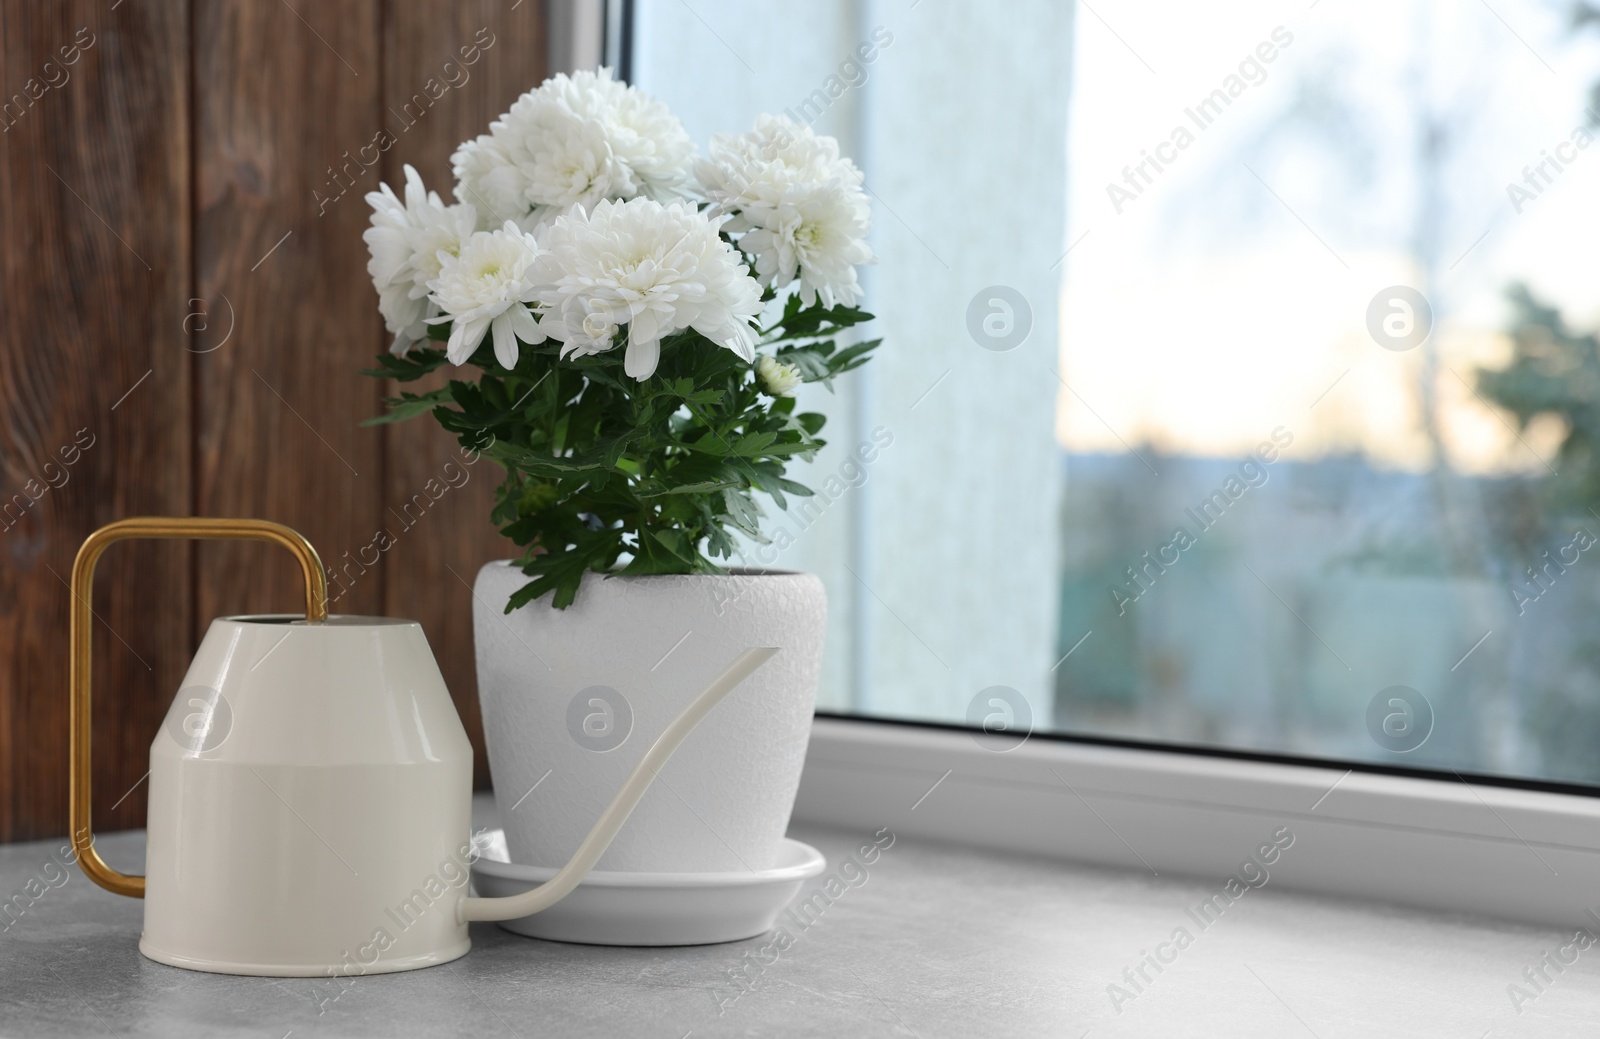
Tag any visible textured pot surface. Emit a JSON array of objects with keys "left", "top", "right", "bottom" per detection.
[{"left": 473, "top": 565, "right": 827, "bottom": 873}]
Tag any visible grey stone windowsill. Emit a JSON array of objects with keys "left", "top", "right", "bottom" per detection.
[{"left": 1, "top": 793, "right": 1597, "bottom": 1038}]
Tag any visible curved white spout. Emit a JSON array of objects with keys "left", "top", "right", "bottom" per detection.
[{"left": 460, "top": 647, "right": 780, "bottom": 924}]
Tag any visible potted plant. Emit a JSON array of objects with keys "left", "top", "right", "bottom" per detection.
[{"left": 361, "top": 70, "right": 878, "bottom": 875}]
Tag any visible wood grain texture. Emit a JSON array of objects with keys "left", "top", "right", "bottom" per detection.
[
  {"left": 0, "top": 1, "right": 552, "bottom": 840},
  {"left": 0, "top": 1, "right": 192, "bottom": 840},
  {"left": 379, "top": 1, "right": 544, "bottom": 790},
  {"left": 192, "top": 1, "right": 385, "bottom": 627}
]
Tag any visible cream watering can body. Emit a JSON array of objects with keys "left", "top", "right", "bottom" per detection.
[
  {"left": 70, "top": 518, "right": 776, "bottom": 976},
  {"left": 144, "top": 615, "right": 474, "bottom": 975}
]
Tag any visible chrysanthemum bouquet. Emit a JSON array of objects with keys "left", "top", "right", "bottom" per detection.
[{"left": 362, "top": 70, "right": 879, "bottom": 609}]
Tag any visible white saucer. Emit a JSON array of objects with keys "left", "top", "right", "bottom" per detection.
[{"left": 469, "top": 829, "right": 827, "bottom": 946}]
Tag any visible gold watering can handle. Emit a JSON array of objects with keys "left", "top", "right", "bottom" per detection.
[{"left": 69, "top": 517, "right": 328, "bottom": 898}]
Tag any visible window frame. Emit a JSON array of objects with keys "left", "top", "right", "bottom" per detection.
[{"left": 585, "top": 1, "right": 1600, "bottom": 926}]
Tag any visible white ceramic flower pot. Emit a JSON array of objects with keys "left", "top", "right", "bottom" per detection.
[{"left": 472, "top": 564, "right": 826, "bottom": 873}]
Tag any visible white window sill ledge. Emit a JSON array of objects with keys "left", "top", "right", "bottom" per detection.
[{"left": 793, "top": 715, "right": 1600, "bottom": 929}]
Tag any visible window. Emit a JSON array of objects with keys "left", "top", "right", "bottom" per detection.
[{"left": 629, "top": 0, "right": 1600, "bottom": 789}]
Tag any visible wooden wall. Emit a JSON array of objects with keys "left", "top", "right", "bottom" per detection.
[{"left": 0, "top": 1, "right": 546, "bottom": 842}]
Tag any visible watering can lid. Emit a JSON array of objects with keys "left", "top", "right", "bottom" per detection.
[{"left": 215, "top": 613, "right": 420, "bottom": 627}]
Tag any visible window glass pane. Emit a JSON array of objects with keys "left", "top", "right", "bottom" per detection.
[{"left": 632, "top": 0, "right": 1600, "bottom": 786}]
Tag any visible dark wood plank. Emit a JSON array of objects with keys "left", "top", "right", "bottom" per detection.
[
  {"left": 0, "top": 0, "right": 554, "bottom": 843},
  {"left": 0, "top": 1, "right": 192, "bottom": 839},
  {"left": 193, "top": 3, "right": 385, "bottom": 630},
  {"left": 380, "top": 2, "right": 544, "bottom": 790}
]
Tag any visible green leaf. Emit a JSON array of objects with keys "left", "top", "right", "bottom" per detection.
[
  {"left": 638, "top": 479, "right": 741, "bottom": 498},
  {"left": 603, "top": 432, "right": 634, "bottom": 468},
  {"left": 360, "top": 348, "right": 451, "bottom": 382},
  {"left": 829, "top": 339, "right": 882, "bottom": 373},
  {"left": 722, "top": 489, "right": 768, "bottom": 540},
  {"left": 729, "top": 430, "right": 779, "bottom": 457},
  {"left": 362, "top": 388, "right": 453, "bottom": 426},
  {"left": 761, "top": 299, "right": 875, "bottom": 342}
]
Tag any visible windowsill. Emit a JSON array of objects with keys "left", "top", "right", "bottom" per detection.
[
  {"left": 794, "top": 715, "right": 1600, "bottom": 929},
  {"left": 1, "top": 789, "right": 1596, "bottom": 1036}
]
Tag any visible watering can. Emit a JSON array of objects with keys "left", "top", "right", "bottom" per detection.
[{"left": 67, "top": 517, "right": 777, "bottom": 976}]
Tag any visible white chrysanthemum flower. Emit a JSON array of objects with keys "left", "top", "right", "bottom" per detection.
[
  {"left": 739, "top": 187, "right": 872, "bottom": 308},
  {"left": 523, "top": 112, "right": 633, "bottom": 217},
  {"left": 546, "top": 69, "right": 695, "bottom": 200},
  {"left": 451, "top": 68, "right": 693, "bottom": 230},
  {"left": 696, "top": 115, "right": 874, "bottom": 308},
  {"left": 364, "top": 164, "right": 478, "bottom": 353},
  {"left": 697, "top": 113, "right": 858, "bottom": 198},
  {"left": 427, "top": 222, "right": 546, "bottom": 369},
  {"left": 448, "top": 135, "right": 529, "bottom": 231},
  {"left": 756, "top": 355, "right": 803, "bottom": 397},
  {"left": 533, "top": 197, "right": 762, "bottom": 380}
]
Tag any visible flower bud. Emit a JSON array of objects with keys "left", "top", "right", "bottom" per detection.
[{"left": 757, "top": 355, "right": 803, "bottom": 397}]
